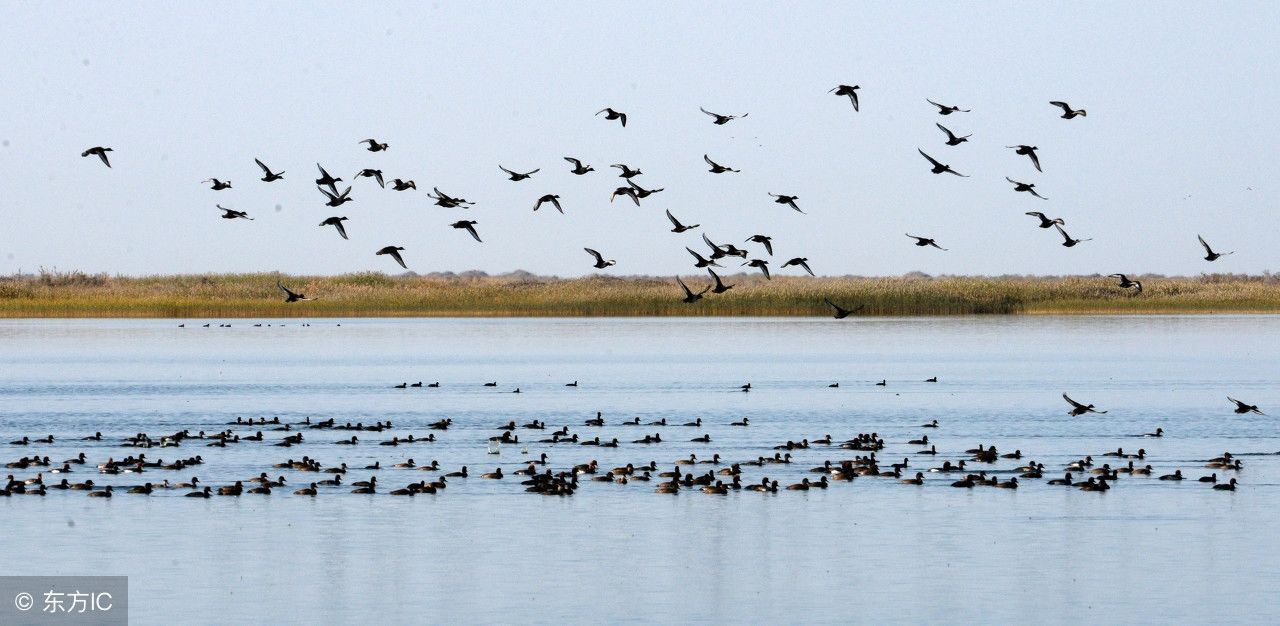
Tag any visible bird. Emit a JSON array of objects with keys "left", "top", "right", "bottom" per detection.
[
  {"left": 686, "top": 247, "right": 721, "bottom": 268},
  {"left": 704, "top": 155, "right": 739, "bottom": 173},
  {"left": 906, "top": 234, "right": 946, "bottom": 250},
  {"left": 708, "top": 269, "right": 733, "bottom": 293},
  {"left": 1054, "top": 224, "right": 1091, "bottom": 247},
  {"left": 451, "top": 220, "right": 482, "bottom": 243},
  {"left": 320, "top": 186, "right": 354, "bottom": 207},
  {"left": 1110, "top": 274, "right": 1140, "bottom": 289},
  {"left": 584, "top": 248, "right": 616, "bottom": 269},
  {"left": 315, "top": 164, "right": 342, "bottom": 191},
  {"left": 936, "top": 123, "right": 971, "bottom": 146},
  {"left": 927, "top": 99, "right": 970, "bottom": 115},
  {"left": 1049, "top": 101, "right": 1087, "bottom": 119},
  {"left": 255, "top": 158, "right": 284, "bottom": 182},
  {"left": 829, "top": 84, "right": 860, "bottom": 111},
  {"left": 1197, "top": 235, "right": 1233, "bottom": 261},
  {"left": 217, "top": 205, "right": 252, "bottom": 220},
  {"left": 376, "top": 246, "right": 407, "bottom": 269},
  {"left": 1006, "top": 177, "right": 1047, "bottom": 199},
  {"left": 610, "top": 186, "right": 640, "bottom": 206},
  {"left": 1227, "top": 397, "right": 1264, "bottom": 415},
  {"left": 782, "top": 257, "right": 814, "bottom": 276},
  {"left": 1025, "top": 212, "right": 1064, "bottom": 228},
  {"left": 564, "top": 157, "right": 594, "bottom": 175},
  {"left": 743, "top": 259, "right": 771, "bottom": 279},
  {"left": 917, "top": 149, "right": 968, "bottom": 176},
  {"left": 360, "top": 138, "right": 389, "bottom": 152},
  {"left": 499, "top": 165, "right": 539, "bottom": 181},
  {"left": 1007, "top": 145, "right": 1042, "bottom": 172},
  {"left": 354, "top": 169, "right": 385, "bottom": 188},
  {"left": 202, "top": 178, "right": 232, "bottom": 190},
  {"left": 533, "top": 194, "right": 562, "bottom": 213},
  {"left": 611, "top": 163, "right": 642, "bottom": 178},
  {"left": 1063, "top": 393, "right": 1107, "bottom": 416},
  {"left": 319, "top": 217, "right": 349, "bottom": 240},
  {"left": 627, "top": 180, "right": 664, "bottom": 198},
  {"left": 81, "top": 146, "right": 113, "bottom": 167},
  {"left": 666, "top": 210, "right": 699, "bottom": 233},
  {"left": 428, "top": 187, "right": 474, "bottom": 208},
  {"left": 277, "top": 282, "right": 312, "bottom": 302},
  {"left": 769, "top": 193, "right": 803, "bottom": 213},
  {"left": 700, "top": 106, "right": 747, "bottom": 124},
  {"left": 825, "top": 298, "right": 862, "bottom": 319},
  {"left": 389, "top": 179, "right": 416, "bottom": 191},
  {"left": 596, "top": 107, "right": 627, "bottom": 127},
  {"left": 745, "top": 235, "right": 773, "bottom": 256},
  {"left": 677, "top": 277, "right": 709, "bottom": 303}
]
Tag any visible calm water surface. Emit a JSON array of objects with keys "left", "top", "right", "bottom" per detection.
[{"left": 1, "top": 317, "right": 1277, "bottom": 624}]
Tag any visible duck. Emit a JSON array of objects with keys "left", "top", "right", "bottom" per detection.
[
  {"left": 480, "top": 468, "right": 503, "bottom": 479},
  {"left": 1158, "top": 470, "right": 1184, "bottom": 481},
  {"left": 294, "top": 483, "right": 318, "bottom": 496},
  {"left": 900, "top": 472, "right": 925, "bottom": 485},
  {"left": 1214, "top": 479, "right": 1238, "bottom": 491},
  {"left": 185, "top": 486, "right": 212, "bottom": 498},
  {"left": 1198, "top": 473, "right": 1218, "bottom": 483},
  {"left": 87, "top": 485, "right": 114, "bottom": 498},
  {"left": 1047, "top": 472, "right": 1073, "bottom": 486},
  {"left": 730, "top": 418, "right": 749, "bottom": 427},
  {"left": 786, "top": 478, "right": 812, "bottom": 491}
]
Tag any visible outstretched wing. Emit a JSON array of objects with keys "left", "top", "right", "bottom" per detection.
[
  {"left": 584, "top": 248, "right": 604, "bottom": 263},
  {"left": 1062, "top": 393, "right": 1085, "bottom": 409}
]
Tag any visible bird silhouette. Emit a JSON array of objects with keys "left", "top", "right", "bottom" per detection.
[
  {"left": 81, "top": 146, "right": 113, "bottom": 167},
  {"left": 1025, "top": 212, "right": 1064, "bottom": 228},
  {"left": 390, "top": 179, "right": 416, "bottom": 191},
  {"left": 782, "top": 257, "right": 814, "bottom": 276},
  {"left": 315, "top": 164, "right": 342, "bottom": 192},
  {"left": 769, "top": 193, "right": 804, "bottom": 213},
  {"left": 1006, "top": 177, "right": 1047, "bottom": 200},
  {"left": 936, "top": 123, "right": 971, "bottom": 145},
  {"left": 255, "top": 158, "right": 284, "bottom": 182},
  {"left": 700, "top": 107, "right": 747, "bottom": 125},
  {"left": 704, "top": 154, "right": 739, "bottom": 173},
  {"left": 354, "top": 169, "right": 385, "bottom": 188},
  {"left": 563, "top": 157, "right": 594, "bottom": 175},
  {"left": 610, "top": 186, "right": 640, "bottom": 206},
  {"left": 584, "top": 248, "right": 616, "bottom": 269},
  {"left": 360, "top": 139, "right": 390, "bottom": 152},
  {"left": 743, "top": 259, "right": 771, "bottom": 279},
  {"left": 499, "top": 165, "right": 539, "bottom": 181},
  {"left": 202, "top": 178, "right": 232, "bottom": 190},
  {"left": 611, "top": 163, "right": 642, "bottom": 178},
  {"left": 1063, "top": 393, "right": 1106, "bottom": 416},
  {"left": 376, "top": 246, "right": 407, "bottom": 269},
  {"left": 1198, "top": 235, "right": 1233, "bottom": 261},
  {"left": 627, "top": 180, "right": 664, "bottom": 198},
  {"left": 708, "top": 269, "right": 733, "bottom": 293},
  {"left": 1227, "top": 397, "right": 1264, "bottom": 415},
  {"left": 686, "top": 247, "right": 721, "bottom": 268},
  {"left": 534, "top": 194, "right": 563, "bottom": 213},
  {"left": 217, "top": 205, "right": 252, "bottom": 220},
  {"left": 1007, "top": 145, "right": 1042, "bottom": 172},
  {"left": 320, "top": 186, "right": 354, "bottom": 207},
  {"left": 677, "top": 276, "right": 709, "bottom": 303},
  {"left": 596, "top": 107, "right": 627, "bottom": 127},
  {"left": 918, "top": 149, "right": 968, "bottom": 176},
  {"left": 451, "top": 220, "right": 482, "bottom": 242},
  {"left": 927, "top": 99, "right": 970, "bottom": 115},
  {"left": 666, "top": 210, "right": 699, "bottom": 233},
  {"left": 319, "top": 216, "right": 349, "bottom": 240},
  {"left": 829, "top": 85, "right": 860, "bottom": 111},
  {"left": 277, "top": 282, "right": 313, "bottom": 302},
  {"left": 1049, "top": 101, "right": 1087, "bottom": 119},
  {"left": 906, "top": 234, "right": 946, "bottom": 250},
  {"left": 428, "top": 187, "right": 474, "bottom": 208},
  {"left": 745, "top": 235, "right": 773, "bottom": 256},
  {"left": 1054, "top": 224, "right": 1091, "bottom": 247},
  {"left": 824, "top": 298, "right": 862, "bottom": 319}
]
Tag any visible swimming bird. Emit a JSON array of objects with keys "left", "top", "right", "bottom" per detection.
[
  {"left": 700, "top": 107, "right": 747, "bottom": 124},
  {"left": 82, "top": 146, "right": 113, "bottom": 167},
  {"left": 1214, "top": 478, "right": 1238, "bottom": 491},
  {"left": 686, "top": 247, "right": 721, "bottom": 268},
  {"left": 217, "top": 205, "right": 252, "bottom": 220},
  {"left": 824, "top": 298, "right": 862, "bottom": 319},
  {"left": 1026, "top": 212, "right": 1064, "bottom": 228},
  {"left": 499, "top": 165, "right": 539, "bottom": 181},
  {"left": 389, "top": 179, "right": 416, "bottom": 191},
  {"left": 1006, "top": 177, "right": 1047, "bottom": 199},
  {"left": 255, "top": 158, "right": 284, "bottom": 182},
  {"left": 320, "top": 186, "right": 354, "bottom": 207},
  {"left": 936, "top": 123, "right": 971, "bottom": 145},
  {"left": 917, "top": 149, "right": 968, "bottom": 176},
  {"left": 708, "top": 269, "right": 733, "bottom": 293},
  {"left": 1063, "top": 393, "right": 1107, "bottom": 416},
  {"left": 533, "top": 194, "right": 563, "bottom": 213},
  {"left": 584, "top": 248, "right": 616, "bottom": 269},
  {"left": 319, "top": 216, "right": 349, "bottom": 240},
  {"left": 745, "top": 235, "right": 773, "bottom": 256},
  {"left": 829, "top": 84, "right": 860, "bottom": 111},
  {"left": 666, "top": 210, "right": 699, "bottom": 233},
  {"left": 277, "top": 282, "right": 312, "bottom": 302},
  {"left": 610, "top": 186, "right": 641, "bottom": 206},
  {"left": 769, "top": 193, "right": 804, "bottom": 214},
  {"left": 354, "top": 169, "right": 385, "bottom": 188},
  {"left": 564, "top": 157, "right": 594, "bottom": 175},
  {"left": 315, "top": 164, "right": 342, "bottom": 191},
  {"left": 704, "top": 154, "right": 739, "bottom": 173},
  {"left": 1054, "top": 224, "right": 1091, "bottom": 247},
  {"left": 743, "top": 259, "right": 771, "bottom": 279},
  {"left": 927, "top": 99, "right": 970, "bottom": 115},
  {"left": 1197, "top": 235, "right": 1233, "bottom": 261},
  {"left": 451, "top": 220, "right": 482, "bottom": 243},
  {"left": 1050, "top": 101, "right": 1086, "bottom": 119},
  {"left": 596, "top": 107, "right": 627, "bottom": 127},
  {"left": 1007, "top": 145, "right": 1042, "bottom": 172},
  {"left": 611, "top": 163, "right": 642, "bottom": 178},
  {"left": 1227, "top": 397, "right": 1264, "bottom": 415},
  {"left": 203, "top": 178, "right": 232, "bottom": 190},
  {"left": 906, "top": 234, "right": 946, "bottom": 250},
  {"left": 782, "top": 257, "right": 814, "bottom": 276},
  {"left": 360, "top": 138, "right": 389, "bottom": 152},
  {"left": 677, "top": 277, "right": 709, "bottom": 303},
  {"left": 376, "top": 246, "right": 407, "bottom": 269}
]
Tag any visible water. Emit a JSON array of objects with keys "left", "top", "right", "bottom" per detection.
[{"left": 1, "top": 317, "right": 1277, "bottom": 624}]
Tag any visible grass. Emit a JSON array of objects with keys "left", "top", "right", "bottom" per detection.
[{"left": 1, "top": 270, "right": 1279, "bottom": 318}]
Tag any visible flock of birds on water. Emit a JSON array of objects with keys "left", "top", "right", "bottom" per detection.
[
  {"left": 76, "top": 90, "right": 1240, "bottom": 311},
  {"left": 2, "top": 389, "right": 1266, "bottom": 498}
]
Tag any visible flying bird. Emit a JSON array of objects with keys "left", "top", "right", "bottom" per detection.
[
  {"left": 769, "top": 193, "right": 804, "bottom": 214},
  {"left": 255, "top": 158, "right": 284, "bottom": 182},
  {"left": 1049, "top": 101, "right": 1087, "bottom": 119},
  {"left": 627, "top": 180, "right": 664, "bottom": 198},
  {"left": 1110, "top": 274, "right": 1140, "bottom": 289},
  {"left": 936, "top": 123, "right": 971, "bottom": 146},
  {"left": 361, "top": 139, "right": 389, "bottom": 152},
  {"left": 686, "top": 247, "right": 721, "bottom": 268},
  {"left": 217, "top": 205, "right": 252, "bottom": 220},
  {"left": 376, "top": 246, "right": 407, "bottom": 269},
  {"left": 320, "top": 186, "right": 354, "bottom": 207},
  {"left": 743, "top": 259, "right": 771, "bottom": 279},
  {"left": 354, "top": 169, "right": 385, "bottom": 188},
  {"left": 564, "top": 157, "right": 594, "bottom": 175},
  {"left": 319, "top": 216, "right": 349, "bottom": 240},
  {"left": 610, "top": 186, "right": 640, "bottom": 206},
  {"left": 927, "top": 99, "right": 970, "bottom": 115},
  {"left": 611, "top": 163, "right": 642, "bottom": 178},
  {"left": 202, "top": 178, "right": 232, "bottom": 190},
  {"left": 429, "top": 187, "right": 474, "bottom": 208},
  {"left": 782, "top": 257, "right": 814, "bottom": 276},
  {"left": 824, "top": 298, "right": 862, "bottom": 319},
  {"left": 1025, "top": 212, "right": 1064, "bottom": 228},
  {"left": 451, "top": 220, "right": 482, "bottom": 243},
  {"left": 1197, "top": 235, "right": 1233, "bottom": 261},
  {"left": 829, "top": 85, "right": 860, "bottom": 111},
  {"left": 704, "top": 154, "right": 739, "bottom": 174},
  {"left": 1054, "top": 224, "right": 1091, "bottom": 247},
  {"left": 277, "top": 282, "right": 313, "bottom": 302},
  {"left": 677, "top": 277, "right": 709, "bottom": 303},
  {"left": 315, "top": 164, "right": 342, "bottom": 192},
  {"left": 596, "top": 107, "right": 627, "bottom": 127},
  {"left": 81, "top": 146, "right": 112, "bottom": 167},
  {"left": 707, "top": 269, "right": 733, "bottom": 293},
  {"left": 584, "top": 248, "right": 616, "bottom": 269},
  {"left": 1007, "top": 145, "right": 1042, "bottom": 172},
  {"left": 917, "top": 149, "right": 968, "bottom": 176},
  {"left": 534, "top": 194, "right": 563, "bottom": 213},
  {"left": 666, "top": 210, "right": 699, "bottom": 233},
  {"left": 390, "top": 179, "right": 416, "bottom": 191},
  {"left": 499, "top": 165, "right": 539, "bottom": 181},
  {"left": 700, "top": 107, "right": 747, "bottom": 125},
  {"left": 1006, "top": 177, "right": 1047, "bottom": 199},
  {"left": 1063, "top": 393, "right": 1106, "bottom": 416},
  {"left": 1227, "top": 397, "right": 1264, "bottom": 415},
  {"left": 745, "top": 234, "right": 773, "bottom": 256},
  {"left": 906, "top": 234, "right": 946, "bottom": 250}
]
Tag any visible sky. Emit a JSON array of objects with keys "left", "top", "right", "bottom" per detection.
[{"left": 1, "top": 2, "right": 1276, "bottom": 278}]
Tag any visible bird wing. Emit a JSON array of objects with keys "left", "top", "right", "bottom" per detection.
[
  {"left": 666, "top": 209, "right": 682, "bottom": 228},
  {"left": 1029, "top": 188, "right": 1047, "bottom": 200},
  {"left": 704, "top": 154, "right": 716, "bottom": 167},
  {"left": 1062, "top": 393, "right": 1085, "bottom": 409},
  {"left": 499, "top": 165, "right": 516, "bottom": 176},
  {"left": 1006, "top": 177, "right": 1020, "bottom": 185},
  {"left": 277, "top": 282, "right": 298, "bottom": 298},
  {"left": 927, "top": 98, "right": 944, "bottom": 109},
  {"left": 1198, "top": 235, "right": 1213, "bottom": 254},
  {"left": 255, "top": 158, "right": 270, "bottom": 174},
  {"left": 1026, "top": 211, "right": 1045, "bottom": 219},
  {"left": 700, "top": 107, "right": 717, "bottom": 118},
  {"left": 1055, "top": 224, "right": 1071, "bottom": 242},
  {"left": 98, "top": 151, "right": 112, "bottom": 167},
  {"left": 334, "top": 220, "right": 348, "bottom": 240},
  {"left": 584, "top": 248, "right": 604, "bottom": 263},
  {"left": 564, "top": 157, "right": 581, "bottom": 166},
  {"left": 936, "top": 123, "right": 955, "bottom": 140},
  {"left": 1028, "top": 151, "right": 1042, "bottom": 172},
  {"left": 390, "top": 250, "right": 407, "bottom": 269},
  {"left": 373, "top": 172, "right": 384, "bottom": 187},
  {"left": 677, "top": 277, "right": 694, "bottom": 297},
  {"left": 799, "top": 261, "right": 814, "bottom": 276},
  {"left": 760, "top": 264, "right": 770, "bottom": 279},
  {"left": 1049, "top": 101, "right": 1070, "bottom": 111},
  {"left": 708, "top": 269, "right": 724, "bottom": 286},
  {"left": 619, "top": 113, "right": 627, "bottom": 127},
  {"left": 686, "top": 247, "right": 704, "bottom": 262},
  {"left": 317, "top": 164, "right": 333, "bottom": 179},
  {"left": 918, "top": 149, "right": 944, "bottom": 168},
  {"left": 465, "top": 223, "right": 482, "bottom": 242}
]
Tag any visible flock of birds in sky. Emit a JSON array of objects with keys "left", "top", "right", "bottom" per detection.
[{"left": 78, "top": 88, "right": 1239, "bottom": 311}]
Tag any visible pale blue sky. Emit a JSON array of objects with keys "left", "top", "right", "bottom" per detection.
[{"left": 1, "top": 2, "right": 1276, "bottom": 277}]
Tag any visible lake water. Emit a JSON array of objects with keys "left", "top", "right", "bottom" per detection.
[{"left": 1, "top": 317, "right": 1277, "bottom": 624}]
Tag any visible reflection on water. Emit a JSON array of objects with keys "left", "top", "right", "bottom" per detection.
[{"left": 1, "top": 317, "right": 1277, "bottom": 624}]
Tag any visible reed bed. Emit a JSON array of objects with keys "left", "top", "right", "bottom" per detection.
[{"left": 1, "top": 271, "right": 1279, "bottom": 318}]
